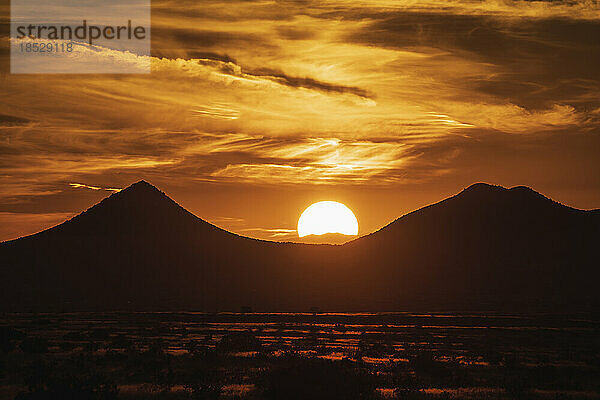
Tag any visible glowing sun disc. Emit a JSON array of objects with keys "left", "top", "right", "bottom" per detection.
[{"left": 297, "top": 201, "right": 359, "bottom": 237}]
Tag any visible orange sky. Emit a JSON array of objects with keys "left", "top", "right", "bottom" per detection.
[{"left": 1, "top": 0, "right": 599, "bottom": 242}]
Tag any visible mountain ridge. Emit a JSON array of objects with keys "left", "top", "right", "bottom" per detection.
[
  {"left": 353, "top": 182, "right": 598, "bottom": 244},
  {"left": 4, "top": 181, "right": 596, "bottom": 245},
  {"left": 1, "top": 181, "right": 598, "bottom": 312}
]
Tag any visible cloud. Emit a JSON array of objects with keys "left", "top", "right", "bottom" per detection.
[
  {"left": 2, "top": 0, "right": 600, "bottom": 226},
  {"left": 193, "top": 103, "right": 240, "bottom": 120},
  {"left": 0, "top": 114, "right": 30, "bottom": 126},
  {"left": 69, "top": 183, "right": 122, "bottom": 192},
  {"left": 306, "top": 0, "right": 600, "bottom": 21},
  {"left": 428, "top": 103, "right": 585, "bottom": 134},
  {"left": 345, "top": 10, "right": 600, "bottom": 112},
  {"left": 240, "top": 227, "right": 297, "bottom": 239},
  {"left": 246, "top": 67, "right": 373, "bottom": 98},
  {"left": 208, "top": 137, "right": 411, "bottom": 184},
  {"left": 210, "top": 216, "right": 245, "bottom": 223}
]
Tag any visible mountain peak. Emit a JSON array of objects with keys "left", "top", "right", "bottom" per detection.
[
  {"left": 131, "top": 179, "right": 153, "bottom": 187},
  {"left": 449, "top": 183, "right": 569, "bottom": 216},
  {"left": 459, "top": 182, "right": 548, "bottom": 203},
  {"left": 52, "top": 180, "right": 191, "bottom": 236},
  {"left": 454, "top": 183, "right": 510, "bottom": 204},
  {"left": 461, "top": 182, "right": 506, "bottom": 194},
  {"left": 101, "top": 180, "right": 171, "bottom": 205},
  {"left": 120, "top": 179, "right": 162, "bottom": 194},
  {"left": 509, "top": 185, "right": 538, "bottom": 195}
]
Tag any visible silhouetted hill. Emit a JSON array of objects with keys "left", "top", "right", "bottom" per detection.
[
  {"left": 1, "top": 181, "right": 598, "bottom": 312},
  {"left": 346, "top": 183, "right": 600, "bottom": 310},
  {"left": 45, "top": 180, "right": 236, "bottom": 239}
]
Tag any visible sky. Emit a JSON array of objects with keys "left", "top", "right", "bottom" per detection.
[{"left": 1, "top": 0, "right": 599, "bottom": 242}]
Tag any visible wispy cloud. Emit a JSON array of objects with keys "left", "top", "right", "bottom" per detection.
[
  {"left": 194, "top": 135, "right": 415, "bottom": 184},
  {"left": 240, "top": 227, "right": 297, "bottom": 239},
  {"left": 69, "top": 183, "right": 122, "bottom": 192},
  {"left": 193, "top": 103, "right": 240, "bottom": 120}
]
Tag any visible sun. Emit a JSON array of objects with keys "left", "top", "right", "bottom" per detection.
[{"left": 297, "top": 201, "right": 359, "bottom": 237}]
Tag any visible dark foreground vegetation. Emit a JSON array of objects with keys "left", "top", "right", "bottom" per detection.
[{"left": 1, "top": 313, "right": 598, "bottom": 399}]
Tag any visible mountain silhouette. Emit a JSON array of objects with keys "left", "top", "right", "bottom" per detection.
[
  {"left": 1, "top": 181, "right": 598, "bottom": 312},
  {"left": 48, "top": 180, "right": 238, "bottom": 240}
]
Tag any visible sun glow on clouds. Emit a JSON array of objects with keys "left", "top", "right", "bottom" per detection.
[{"left": 208, "top": 136, "right": 411, "bottom": 184}]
